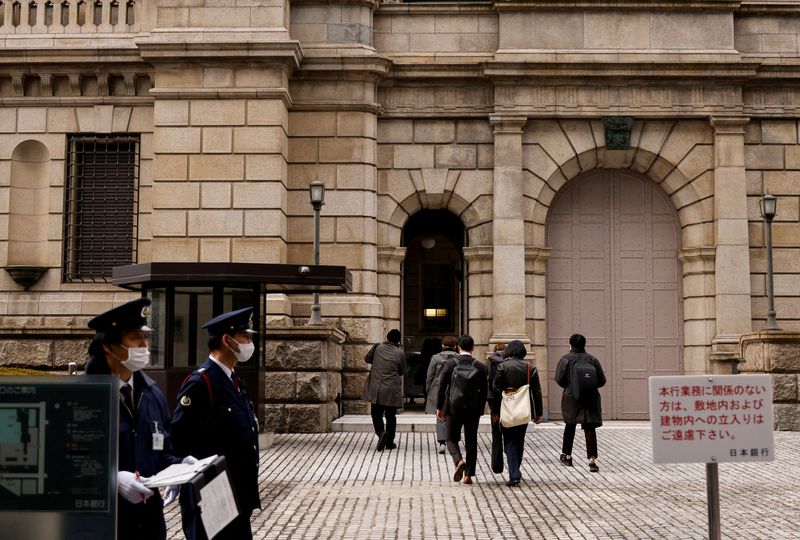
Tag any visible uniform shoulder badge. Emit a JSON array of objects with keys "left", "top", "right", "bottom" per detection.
[{"left": 180, "top": 395, "right": 192, "bottom": 407}]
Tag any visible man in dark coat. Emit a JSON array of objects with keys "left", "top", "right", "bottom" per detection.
[
  {"left": 555, "top": 333, "right": 607, "bottom": 472},
  {"left": 425, "top": 336, "right": 459, "bottom": 454},
  {"left": 361, "top": 329, "right": 406, "bottom": 451},
  {"left": 172, "top": 306, "right": 260, "bottom": 540},
  {"left": 85, "top": 298, "right": 188, "bottom": 540},
  {"left": 436, "top": 335, "right": 487, "bottom": 485}
]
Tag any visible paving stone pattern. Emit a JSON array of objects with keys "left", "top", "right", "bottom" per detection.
[{"left": 166, "top": 426, "right": 799, "bottom": 539}]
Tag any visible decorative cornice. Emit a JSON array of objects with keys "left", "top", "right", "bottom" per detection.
[
  {"left": 295, "top": 0, "right": 379, "bottom": 7},
  {"left": 135, "top": 35, "right": 303, "bottom": 70},
  {"left": 377, "top": 3, "right": 496, "bottom": 15},
  {"left": 739, "top": 1, "right": 800, "bottom": 14},
  {"left": 493, "top": 0, "right": 741, "bottom": 11},
  {"left": 149, "top": 88, "right": 292, "bottom": 106},
  {"left": 677, "top": 246, "right": 716, "bottom": 275},
  {"left": 291, "top": 100, "right": 381, "bottom": 113}
]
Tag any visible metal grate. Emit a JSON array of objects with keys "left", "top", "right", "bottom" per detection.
[{"left": 63, "top": 134, "right": 140, "bottom": 282}]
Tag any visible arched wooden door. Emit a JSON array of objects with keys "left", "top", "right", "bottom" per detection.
[{"left": 546, "top": 170, "right": 683, "bottom": 420}]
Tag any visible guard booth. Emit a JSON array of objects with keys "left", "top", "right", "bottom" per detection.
[{"left": 111, "top": 262, "right": 351, "bottom": 411}]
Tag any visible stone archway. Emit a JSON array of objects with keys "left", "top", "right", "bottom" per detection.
[{"left": 545, "top": 169, "right": 684, "bottom": 420}]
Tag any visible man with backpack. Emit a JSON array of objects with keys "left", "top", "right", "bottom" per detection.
[
  {"left": 436, "top": 335, "right": 488, "bottom": 485},
  {"left": 555, "top": 333, "right": 607, "bottom": 472}
]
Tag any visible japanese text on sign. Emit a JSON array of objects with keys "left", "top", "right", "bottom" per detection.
[{"left": 649, "top": 375, "right": 774, "bottom": 464}]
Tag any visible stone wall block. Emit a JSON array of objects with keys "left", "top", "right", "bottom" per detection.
[
  {"left": 770, "top": 343, "right": 800, "bottom": 372},
  {"left": 343, "top": 343, "right": 372, "bottom": 370},
  {"left": 343, "top": 398, "right": 369, "bottom": 415},
  {"left": 0, "top": 340, "right": 53, "bottom": 367},
  {"left": 264, "top": 371, "right": 296, "bottom": 401},
  {"left": 773, "top": 374, "right": 798, "bottom": 401},
  {"left": 263, "top": 404, "right": 287, "bottom": 432},
  {"left": 296, "top": 372, "right": 327, "bottom": 402},
  {"left": 286, "top": 404, "right": 326, "bottom": 433},
  {"left": 774, "top": 403, "right": 800, "bottom": 431},
  {"left": 54, "top": 339, "right": 90, "bottom": 367},
  {"left": 343, "top": 371, "right": 368, "bottom": 399}
]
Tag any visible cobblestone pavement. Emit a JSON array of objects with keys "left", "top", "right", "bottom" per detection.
[{"left": 166, "top": 425, "right": 800, "bottom": 539}]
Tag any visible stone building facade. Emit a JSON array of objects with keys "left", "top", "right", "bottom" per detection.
[{"left": 1, "top": 0, "right": 799, "bottom": 428}]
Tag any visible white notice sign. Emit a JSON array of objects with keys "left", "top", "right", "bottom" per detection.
[{"left": 649, "top": 374, "right": 774, "bottom": 464}]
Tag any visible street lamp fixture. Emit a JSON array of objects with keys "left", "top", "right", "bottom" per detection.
[
  {"left": 307, "top": 181, "right": 325, "bottom": 326},
  {"left": 760, "top": 194, "right": 781, "bottom": 331}
]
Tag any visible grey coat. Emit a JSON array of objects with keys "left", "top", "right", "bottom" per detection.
[
  {"left": 361, "top": 341, "right": 406, "bottom": 408},
  {"left": 555, "top": 351, "right": 607, "bottom": 427},
  {"left": 424, "top": 348, "right": 458, "bottom": 414}
]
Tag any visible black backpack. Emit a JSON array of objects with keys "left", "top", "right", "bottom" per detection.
[
  {"left": 448, "top": 357, "right": 481, "bottom": 415},
  {"left": 569, "top": 355, "right": 598, "bottom": 402}
]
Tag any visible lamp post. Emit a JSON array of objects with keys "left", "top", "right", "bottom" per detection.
[
  {"left": 307, "top": 181, "right": 325, "bottom": 326},
  {"left": 760, "top": 194, "right": 781, "bottom": 331}
]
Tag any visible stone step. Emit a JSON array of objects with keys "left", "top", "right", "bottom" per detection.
[{"left": 331, "top": 415, "right": 652, "bottom": 433}]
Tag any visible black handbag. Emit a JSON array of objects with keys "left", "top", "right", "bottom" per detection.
[{"left": 491, "top": 419, "right": 504, "bottom": 473}]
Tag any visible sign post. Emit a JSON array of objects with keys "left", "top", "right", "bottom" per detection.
[{"left": 649, "top": 374, "right": 774, "bottom": 539}]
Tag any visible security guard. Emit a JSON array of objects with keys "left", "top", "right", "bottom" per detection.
[
  {"left": 85, "top": 297, "right": 190, "bottom": 540},
  {"left": 172, "top": 306, "right": 260, "bottom": 540}
]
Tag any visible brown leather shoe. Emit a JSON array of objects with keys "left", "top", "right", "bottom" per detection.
[
  {"left": 453, "top": 459, "right": 465, "bottom": 482},
  {"left": 463, "top": 475, "right": 473, "bottom": 485}
]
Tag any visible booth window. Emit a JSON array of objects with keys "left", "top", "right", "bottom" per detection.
[{"left": 63, "top": 135, "right": 140, "bottom": 282}]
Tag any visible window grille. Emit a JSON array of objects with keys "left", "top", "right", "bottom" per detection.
[{"left": 63, "top": 134, "right": 140, "bottom": 282}]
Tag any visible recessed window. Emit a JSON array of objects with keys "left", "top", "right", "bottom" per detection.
[{"left": 63, "top": 134, "right": 140, "bottom": 282}]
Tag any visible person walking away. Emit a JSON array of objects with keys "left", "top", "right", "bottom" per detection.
[
  {"left": 555, "top": 333, "right": 607, "bottom": 472},
  {"left": 425, "top": 336, "right": 459, "bottom": 454},
  {"left": 85, "top": 298, "right": 194, "bottom": 540},
  {"left": 361, "top": 329, "right": 406, "bottom": 451},
  {"left": 487, "top": 343, "right": 506, "bottom": 472},
  {"left": 172, "top": 306, "right": 261, "bottom": 539},
  {"left": 491, "top": 340, "right": 543, "bottom": 486},
  {"left": 436, "top": 335, "right": 487, "bottom": 485}
]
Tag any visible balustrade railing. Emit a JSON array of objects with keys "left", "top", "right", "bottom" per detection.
[{"left": 0, "top": 0, "right": 147, "bottom": 34}]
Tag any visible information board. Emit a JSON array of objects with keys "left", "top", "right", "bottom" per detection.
[
  {"left": 0, "top": 376, "right": 117, "bottom": 540},
  {"left": 649, "top": 374, "right": 774, "bottom": 464}
]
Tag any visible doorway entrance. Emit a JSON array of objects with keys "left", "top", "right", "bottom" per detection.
[
  {"left": 402, "top": 209, "right": 465, "bottom": 404},
  {"left": 546, "top": 170, "right": 683, "bottom": 420}
]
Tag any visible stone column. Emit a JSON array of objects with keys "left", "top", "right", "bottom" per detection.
[
  {"left": 489, "top": 115, "right": 529, "bottom": 347},
  {"left": 709, "top": 117, "right": 753, "bottom": 372}
]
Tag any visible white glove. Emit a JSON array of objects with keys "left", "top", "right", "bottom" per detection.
[
  {"left": 118, "top": 471, "right": 154, "bottom": 504},
  {"left": 162, "top": 456, "right": 198, "bottom": 506},
  {"left": 163, "top": 484, "right": 180, "bottom": 506}
]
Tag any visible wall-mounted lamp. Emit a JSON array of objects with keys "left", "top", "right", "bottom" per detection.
[
  {"left": 308, "top": 181, "right": 326, "bottom": 326},
  {"left": 760, "top": 194, "right": 781, "bottom": 331},
  {"left": 5, "top": 265, "right": 47, "bottom": 290}
]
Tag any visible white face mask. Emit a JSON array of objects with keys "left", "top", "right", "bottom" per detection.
[
  {"left": 228, "top": 337, "right": 254, "bottom": 364},
  {"left": 120, "top": 346, "right": 150, "bottom": 372}
]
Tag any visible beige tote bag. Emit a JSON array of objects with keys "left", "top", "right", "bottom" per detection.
[{"left": 500, "top": 362, "right": 531, "bottom": 428}]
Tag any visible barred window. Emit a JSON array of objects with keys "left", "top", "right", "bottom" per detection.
[{"left": 63, "top": 134, "right": 140, "bottom": 282}]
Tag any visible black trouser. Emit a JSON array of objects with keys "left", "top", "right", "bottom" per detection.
[
  {"left": 446, "top": 413, "right": 480, "bottom": 476},
  {"left": 561, "top": 423, "right": 598, "bottom": 459},
  {"left": 371, "top": 404, "right": 397, "bottom": 442},
  {"left": 502, "top": 424, "right": 528, "bottom": 481}
]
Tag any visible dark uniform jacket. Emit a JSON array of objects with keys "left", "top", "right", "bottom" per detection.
[
  {"left": 435, "top": 354, "right": 488, "bottom": 417},
  {"left": 172, "top": 358, "right": 260, "bottom": 539},
  {"left": 491, "top": 358, "right": 544, "bottom": 419},
  {"left": 555, "top": 351, "right": 607, "bottom": 427},
  {"left": 108, "top": 368, "right": 181, "bottom": 540}
]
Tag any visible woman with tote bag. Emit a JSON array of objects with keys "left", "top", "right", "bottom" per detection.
[{"left": 491, "top": 340, "right": 543, "bottom": 487}]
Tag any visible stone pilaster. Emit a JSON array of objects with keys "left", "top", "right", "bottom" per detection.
[
  {"left": 489, "top": 115, "right": 529, "bottom": 346},
  {"left": 678, "top": 247, "right": 717, "bottom": 375},
  {"left": 709, "top": 116, "right": 753, "bottom": 372},
  {"left": 463, "top": 246, "right": 493, "bottom": 358}
]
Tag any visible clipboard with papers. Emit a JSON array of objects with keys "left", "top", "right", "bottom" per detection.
[{"left": 143, "top": 455, "right": 240, "bottom": 539}]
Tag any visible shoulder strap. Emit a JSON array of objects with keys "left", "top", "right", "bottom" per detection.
[{"left": 527, "top": 361, "right": 531, "bottom": 385}]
